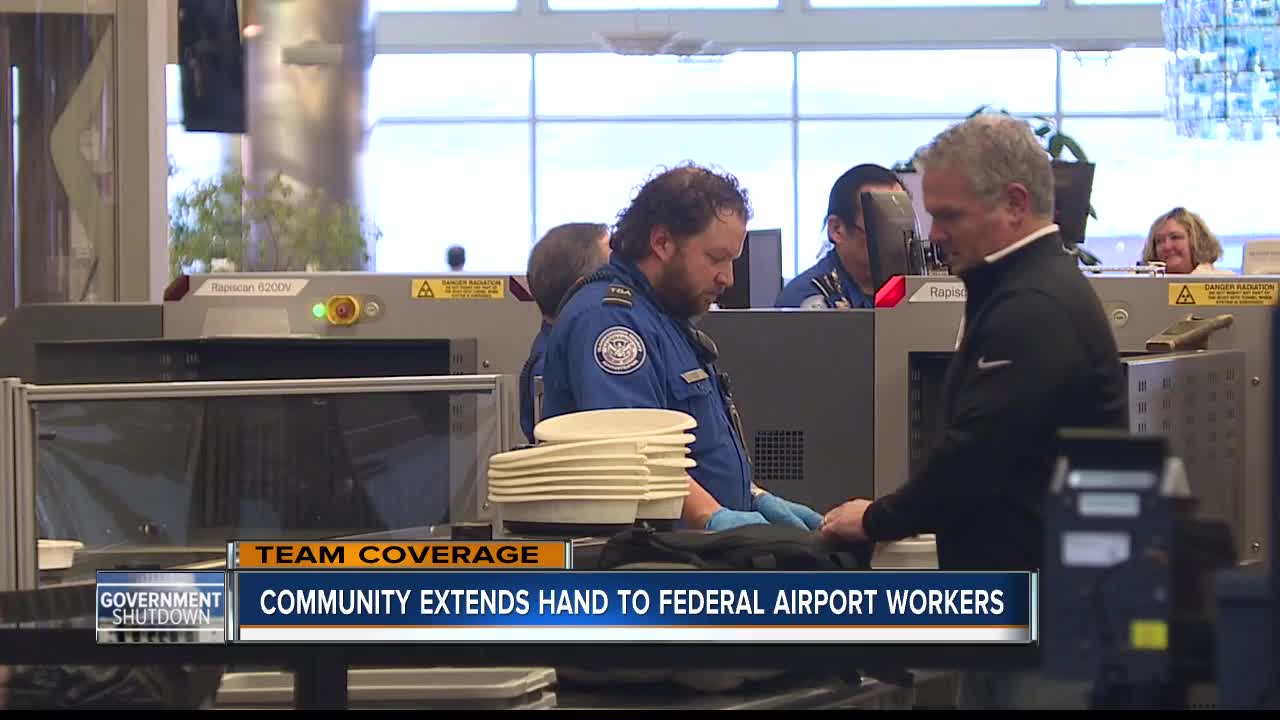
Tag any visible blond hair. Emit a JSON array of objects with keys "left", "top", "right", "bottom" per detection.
[{"left": 1142, "top": 207, "right": 1222, "bottom": 267}]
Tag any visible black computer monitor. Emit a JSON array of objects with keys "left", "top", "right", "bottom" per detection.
[
  {"left": 1053, "top": 160, "right": 1095, "bottom": 248},
  {"left": 718, "top": 228, "right": 783, "bottom": 309},
  {"left": 177, "top": 0, "right": 246, "bottom": 134},
  {"left": 861, "top": 190, "right": 924, "bottom": 293}
]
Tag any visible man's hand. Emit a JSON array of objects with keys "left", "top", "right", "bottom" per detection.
[{"left": 819, "top": 499, "right": 873, "bottom": 541}]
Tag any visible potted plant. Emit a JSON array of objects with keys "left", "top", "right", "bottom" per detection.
[
  {"left": 168, "top": 168, "right": 380, "bottom": 278},
  {"left": 893, "top": 105, "right": 1098, "bottom": 253}
]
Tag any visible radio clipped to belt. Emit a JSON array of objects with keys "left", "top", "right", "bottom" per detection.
[
  {"left": 720, "top": 370, "right": 752, "bottom": 468},
  {"left": 685, "top": 323, "right": 753, "bottom": 468}
]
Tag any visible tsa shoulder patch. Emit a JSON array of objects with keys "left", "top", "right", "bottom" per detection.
[
  {"left": 602, "top": 284, "right": 634, "bottom": 308},
  {"left": 594, "top": 326, "right": 647, "bottom": 375}
]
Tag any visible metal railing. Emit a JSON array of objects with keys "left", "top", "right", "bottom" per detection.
[{"left": 1, "top": 378, "right": 16, "bottom": 592}]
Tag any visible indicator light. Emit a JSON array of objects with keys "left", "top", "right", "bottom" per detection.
[
  {"left": 311, "top": 303, "right": 326, "bottom": 319},
  {"left": 324, "top": 295, "right": 361, "bottom": 325}
]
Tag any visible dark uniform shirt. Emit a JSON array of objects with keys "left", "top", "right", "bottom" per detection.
[
  {"left": 863, "top": 228, "right": 1129, "bottom": 570},
  {"left": 519, "top": 320, "right": 552, "bottom": 441},
  {"left": 540, "top": 255, "right": 754, "bottom": 512},
  {"left": 775, "top": 251, "right": 873, "bottom": 309}
]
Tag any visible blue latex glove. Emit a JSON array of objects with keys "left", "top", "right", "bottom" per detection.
[
  {"left": 753, "top": 493, "right": 823, "bottom": 531},
  {"left": 705, "top": 508, "right": 770, "bottom": 531}
]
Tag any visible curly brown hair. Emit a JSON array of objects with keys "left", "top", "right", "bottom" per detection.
[{"left": 611, "top": 162, "right": 753, "bottom": 261}]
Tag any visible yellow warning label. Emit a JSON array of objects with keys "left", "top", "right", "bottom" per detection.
[
  {"left": 1129, "top": 620, "right": 1169, "bottom": 651},
  {"left": 411, "top": 278, "right": 506, "bottom": 300},
  {"left": 1168, "top": 281, "right": 1280, "bottom": 306}
]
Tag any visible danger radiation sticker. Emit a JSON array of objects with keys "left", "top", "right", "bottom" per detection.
[
  {"left": 411, "top": 278, "right": 506, "bottom": 300},
  {"left": 1168, "top": 282, "right": 1280, "bottom": 306}
]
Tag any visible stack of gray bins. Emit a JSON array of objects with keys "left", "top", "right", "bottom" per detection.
[{"left": 214, "top": 668, "right": 558, "bottom": 710}]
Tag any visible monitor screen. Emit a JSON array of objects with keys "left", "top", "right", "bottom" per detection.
[
  {"left": 1053, "top": 160, "right": 1095, "bottom": 247},
  {"left": 861, "top": 190, "right": 922, "bottom": 292},
  {"left": 718, "top": 228, "right": 783, "bottom": 309},
  {"left": 177, "top": 0, "right": 247, "bottom": 134}
]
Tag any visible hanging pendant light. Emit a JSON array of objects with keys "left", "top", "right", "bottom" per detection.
[{"left": 1164, "top": 0, "right": 1280, "bottom": 140}]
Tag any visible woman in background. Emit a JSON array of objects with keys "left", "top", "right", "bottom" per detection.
[{"left": 1142, "top": 207, "right": 1232, "bottom": 275}]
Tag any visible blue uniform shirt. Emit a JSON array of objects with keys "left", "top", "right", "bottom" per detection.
[
  {"left": 519, "top": 320, "right": 553, "bottom": 441},
  {"left": 775, "top": 251, "right": 873, "bottom": 309},
  {"left": 541, "top": 256, "right": 754, "bottom": 512}
]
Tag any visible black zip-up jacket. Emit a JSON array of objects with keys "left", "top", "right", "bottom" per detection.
[{"left": 863, "top": 229, "right": 1129, "bottom": 571}]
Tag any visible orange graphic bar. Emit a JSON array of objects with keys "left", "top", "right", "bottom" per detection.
[{"left": 233, "top": 541, "right": 569, "bottom": 569}]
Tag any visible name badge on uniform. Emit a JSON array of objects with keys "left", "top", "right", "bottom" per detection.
[{"left": 681, "top": 369, "right": 709, "bottom": 384}]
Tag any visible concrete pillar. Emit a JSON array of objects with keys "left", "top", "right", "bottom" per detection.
[
  {"left": 243, "top": 0, "right": 371, "bottom": 271},
  {"left": 115, "top": 0, "right": 171, "bottom": 302}
]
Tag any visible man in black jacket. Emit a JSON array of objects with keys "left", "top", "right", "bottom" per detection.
[
  {"left": 824, "top": 112, "right": 1126, "bottom": 707},
  {"left": 819, "top": 113, "right": 1128, "bottom": 708},
  {"left": 820, "top": 111, "right": 1127, "bottom": 567}
]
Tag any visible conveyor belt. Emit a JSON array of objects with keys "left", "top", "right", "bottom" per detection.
[
  {"left": 0, "top": 582, "right": 96, "bottom": 626},
  {"left": 554, "top": 670, "right": 959, "bottom": 710}
]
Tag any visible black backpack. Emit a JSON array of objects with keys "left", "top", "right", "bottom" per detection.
[{"left": 597, "top": 523, "right": 873, "bottom": 571}]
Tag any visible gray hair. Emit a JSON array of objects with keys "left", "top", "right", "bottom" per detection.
[
  {"left": 916, "top": 113, "right": 1054, "bottom": 218},
  {"left": 527, "top": 222, "right": 610, "bottom": 318}
]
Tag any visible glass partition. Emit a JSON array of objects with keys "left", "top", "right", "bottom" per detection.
[
  {"left": 11, "top": 374, "right": 512, "bottom": 590},
  {"left": 1, "top": 3, "right": 118, "bottom": 307}
]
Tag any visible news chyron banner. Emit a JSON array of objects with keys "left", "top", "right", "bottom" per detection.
[
  {"left": 96, "top": 541, "right": 1037, "bottom": 644},
  {"left": 97, "top": 571, "right": 228, "bottom": 643}
]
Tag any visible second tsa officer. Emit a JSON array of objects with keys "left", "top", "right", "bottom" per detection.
[
  {"left": 776, "top": 163, "right": 905, "bottom": 309},
  {"left": 539, "top": 163, "right": 824, "bottom": 532},
  {"left": 520, "top": 222, "right": 612, "bottom": 441}
]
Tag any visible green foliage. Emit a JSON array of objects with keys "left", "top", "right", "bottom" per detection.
[{"left": 168, "top": 170, "right": 379, "bottom": 278}]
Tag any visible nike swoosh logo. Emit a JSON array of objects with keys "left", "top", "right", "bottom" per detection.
[{"left": 977, "top": 357, "right": 1013, "bottom": 370}]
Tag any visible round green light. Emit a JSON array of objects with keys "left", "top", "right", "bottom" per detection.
[{"left": 311, "top": 303, "right": 326, "bottom": 319}]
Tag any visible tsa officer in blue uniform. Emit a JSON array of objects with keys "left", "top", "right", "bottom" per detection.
[
  {"left": 520, "top": 222, "right": 612, "bottom": 441},
  {"left": 540, "top": 163, "right": 824, "bottom": 532},
  {"left": 776, "top": 163, "right": 905, "bottom": 310}
]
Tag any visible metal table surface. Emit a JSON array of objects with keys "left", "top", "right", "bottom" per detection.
[{"left": 552, "top": 671, "right": 955, "bottom": 711}]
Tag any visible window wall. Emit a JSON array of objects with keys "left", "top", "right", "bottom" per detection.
[
  {"left": 168, "top": 8, "right": 1280, "bottom": 278},
  {"left": 165, "top": 65, "right": 230, "bottom": 213},
  {"left": 351, "top": 45, "right": 1280, "bottom": 278}
]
